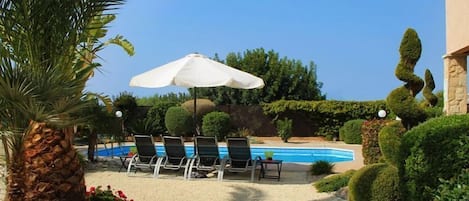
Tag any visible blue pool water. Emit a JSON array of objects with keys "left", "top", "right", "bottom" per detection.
[{"left": 96, "top": 146, "right": 354, "bottom": 163}]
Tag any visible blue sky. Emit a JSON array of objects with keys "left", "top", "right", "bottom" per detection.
[{"left": 86, "top": 0, "right": 446, "bottom": 101}]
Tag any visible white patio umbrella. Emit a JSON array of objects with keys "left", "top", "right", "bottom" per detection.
[{"left": 129, "top": 53, "right": 265, "bottom": 134}]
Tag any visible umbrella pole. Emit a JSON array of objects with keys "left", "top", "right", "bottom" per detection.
[{"left": 193, "top": 87, "right": 199, "bottom": 135}]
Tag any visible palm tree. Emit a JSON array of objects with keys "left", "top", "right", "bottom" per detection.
[
  {"left": 0, "top": 1, "right": 125, "bottom": 200},
  {"left": 78, "top": 13, "right": 135, "bottom": 162}
]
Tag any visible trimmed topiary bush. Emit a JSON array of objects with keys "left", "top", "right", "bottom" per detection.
[
  {"left": 181, "top": 99, "right": 216, "bottom": 124},
  {"left": 370, "top": 165, "right": 400, "bottom": 201},
  {"left": 378, "top": 120, "right": 405, "bottom": 166},
  {"left": 399, "top": 114, "right": 469, "bottom": 201},
  {"left": 314, "top": 169, "right": 356, "bottom": 192},
  {"left": 386, "top": 28, "right": 427, "bottom": 129},
  {"left": 348, "top": 163, "right": 399, "bottom": 201},
  {"left": 202, "top": 111, "right": 231, "bottom": 140},
  {"left": 422, "top": 69, "right": 438, "bottom": 107},
  {"left": 164, "top": 106, "right": 193, "bottom": 136},
  {"left": 340, "top": 119, "right": 364, "bottom": 144},
  {"left": 311, "top": 160, "right": 335, "bottom": 175},
  {"left": 349, "top": 163, "right": 386, "bottom": 201}
]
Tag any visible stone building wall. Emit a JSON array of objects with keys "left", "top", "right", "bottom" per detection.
[
  {"left": 444, "top": 0, "right": 469, "bottom": 115},
  {"left": 444, "top": 55, "right": 467, "bottom": 114}
]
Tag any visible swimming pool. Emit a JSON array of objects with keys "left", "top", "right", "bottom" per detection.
[{"left": 96, "top": 146, "right": 354, "bottom": 163}]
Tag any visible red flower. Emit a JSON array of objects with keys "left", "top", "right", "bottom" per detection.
[
  {"left": 86, "top": 184, "right": 132, "bottom": 200},
  {"left": 117, "top": 190, "right": 127, "bottom": 199}
]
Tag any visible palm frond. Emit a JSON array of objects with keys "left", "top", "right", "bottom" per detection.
[{"left": 105, "top": 35, "right": 135, "bottom": 56}]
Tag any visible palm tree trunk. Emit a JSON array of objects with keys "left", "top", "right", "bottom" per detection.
[
  {"left": 7, "top": 121, "right": 86, "bottom": 201},
  {"left": 88, "top": 131, "right": 97, "bottom": 162},
  {"left": 6, "top": 155, "right": 25, "bottom": 201}
]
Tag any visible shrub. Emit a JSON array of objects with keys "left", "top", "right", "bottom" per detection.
[
  {"left": 361, "top": 119, "right": 387, "bottom": 165},
  {"left": 434, "top": 168, "right": 469, "bottom": 201},
  {"left": 229, "top": 127, "right": 255, "bottom": 137},
  {"left": 314, "top": 169, "right": 356, "bottom": 192},
  {"left": 349, "top": 163, "right": 386, "bottom": 201},
  {"left": 181, "top": 99, "right": 216, "bottom": 125},
  {"left": 348, "top": 163, "right": 399, "bottom": 201},
  {"left": 276, "top": 117, "right": 292, "bottom": 142},
  {"left": 311, "top": 160, "right": 334, "bottom": 175},
  {"left": 146, "top": 100, "right": 178, "bottom": 134},
  {"left": 370, "top": 165, "right": 400, "bottom": 201},
  {"left": 247, "top": 136, "right": 264, "bottom": 144},
  {"left": 340, "top": 119, "right": 364, "bottom": 144},
  {"left": 202, "top": 111, "right": 231, "bottom": 140},
  {"left": 164, "top": 106, "right": 193, "bottom": 136},
  {"left": 338, "top": 126, "right": 345, "bottom": 141},
  {"left": 399, "top": 114, "right": 469, "bottom": 201},
  {"left": 378, "top": 120, "right": 405, "bottom": 166}
]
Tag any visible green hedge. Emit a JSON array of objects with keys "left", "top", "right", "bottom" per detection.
[
  {"left": 202, "top": 111, "right": 231, "bottom": 140},
  {"left": 399, "top": 114, "right": 469, "bottom": 201},
  {"left": 340, "top": 119, "right": 364, "bottom": 144},
  {"left": 262, "top": 100, "right": 387, "bottom": 137}
]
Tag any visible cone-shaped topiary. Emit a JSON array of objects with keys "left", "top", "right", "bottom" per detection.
[
  {"left": 422, "top": 69, "right": 438, "bottom": 107},
  {"left": 386, "top": 28, "right": 427, "bottom": 129},
  {"left": 378, "top": 121, "right": 405, "bottom": 167}
]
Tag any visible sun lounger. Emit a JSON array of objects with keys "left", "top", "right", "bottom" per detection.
[
  {"left": 127, "top": 135, "right": 161, "bottom": 176},
  {"left": 154, "top": 136, "right": 192, "bottom": 179},
  {"left": 187, "top": 136, "right": 221, "bottom": 180},
  {"left": 219, "top": 137, "right": 258, "bottom": 182}
]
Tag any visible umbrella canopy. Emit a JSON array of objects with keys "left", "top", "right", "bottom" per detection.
[
  {"left": 129, "top": 53, "right": 264, "bottom": 89},
  {"left": 129, "top": 53, "right": 265, "bottom": 135}
]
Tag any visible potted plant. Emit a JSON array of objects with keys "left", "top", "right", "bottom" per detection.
[
  {"left": 127, "top": 146, "right": 137, "bottom": 157},
  {"left": 264, "top": 151, "right": 274, "bottom": 160}
]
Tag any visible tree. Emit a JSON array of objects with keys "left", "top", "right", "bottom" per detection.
[
  {"left": 386, "top": 28, "right": 427, "bottom": 129},
  {"left": 196, "top": 48, "right": 325, "bottom": 104},
  {"left": 78, "top": 12, "right": 134, "bottom": 163},
  {"left": 113, "top": 92, "right": 138, "bottom": 135},
  {"left": 0, "top": 1, "right": 125, "bottom": 200},
  {"left": 78, "top": 99, "right": 120, "bottom": 162}
]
